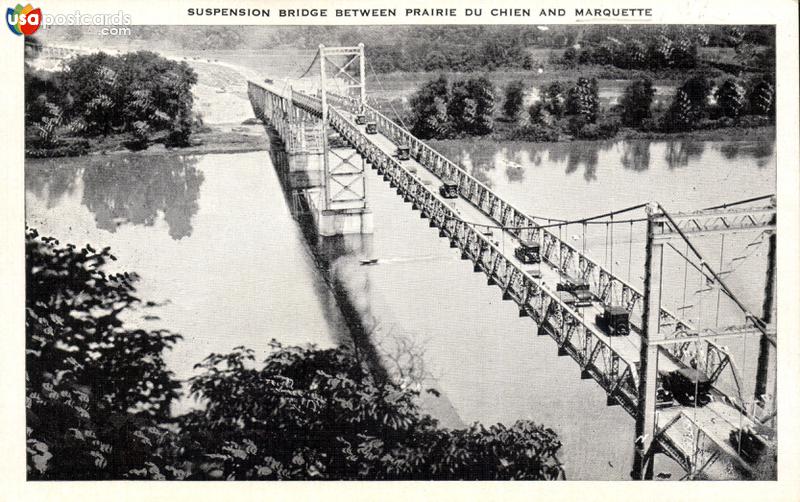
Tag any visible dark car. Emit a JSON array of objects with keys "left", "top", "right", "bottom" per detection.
[
  {"left": 555, "top": 290, "right": 577, "bottom": 307},
  {"left": 396, "top": 145, "right": 410, "bottom": 161},
  {"left": 355, "top": 114, "right": 367, "bottom": 125},
  {"left": 365, "top": 122, "right": 377, "bottom": 134},
  {"left": 656, "top": 382, "right": 675, "bottom": 409},
  {"left": 556, "top": 275, "right": 594, "bottom": 307},
  {"left": 595, "top": 305, "right": 630, "bottom": 337},
  {"left": 663, "top": 367, "right": 712, "bottom": 407},
  {"left": 729, "top": 426, "right": 770, "bottom": 463},
  {"left": 514, "top": 238, "right": 541, "bottom": 264},
  {"left": 439, "top": 178, "right": 459, "bottom": 199}
]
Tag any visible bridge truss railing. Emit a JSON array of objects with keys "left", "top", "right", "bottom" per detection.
[
  {"left": 312, "top": 92, "right": 739, "bottom": 390},
  {"left": 249, "top": 83, "right": 323, "bottom": 154},
  {"left": 272, "top": 85, "right": 746, "bottom": 406},
  {"left": 325, "top": 104, "right": 641, "bottom": 416}
]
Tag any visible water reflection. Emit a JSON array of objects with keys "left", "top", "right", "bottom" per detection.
[
  {"left": 565, "top": 147, "right": 599, "bottom": 181},
  {"left": 621, "top": 142, "right": 651, "bottom": 172},
  {"left": 718, "top": 141, "right": 774, "bottom": 168},
  {"left": 505, "top": 160, "right": 525, "bottom": 183},
  {"left": 664, "top": 140, "right": 705, "bottom": 169},
  {"left": 26, "top": 155, "right": 203, "bottom": 240},
  {"left": 25, "top": 162, "right": 81, "bottom": 209}
]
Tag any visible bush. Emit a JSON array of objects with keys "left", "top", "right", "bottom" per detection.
[
  {"left": 540, "top": 81, "right": 567, "bottom": 119},
  {"left": 509, "top": 122, "right": 560, "bottom": 142},
  {"left": 571, "top": 118, "right": 620, "bottom": 140}
]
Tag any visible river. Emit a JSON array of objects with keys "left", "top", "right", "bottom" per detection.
[{"left": 25, "top": 134, "right": 775, "bottom": 480}]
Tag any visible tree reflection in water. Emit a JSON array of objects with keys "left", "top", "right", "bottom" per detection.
[
  {"left": 409, "top": 137, "right": 772, "bottom": 188},
  {"left": 25, "top": 162, "right": 82, "bottom": 209},
  {"left": 621, "top": 141, "right": 652, "bottom": 172},
  {"left": 27, "top": 154, "right": 204, "bottom": 240},
  {"left": 719, "top": 141, "right": 774, "bottom": 169},
  {"left": 664, "top": 140, "right": 706, "bottom": 169}
]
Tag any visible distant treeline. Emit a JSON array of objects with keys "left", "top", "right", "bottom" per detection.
[
  {"left": 46, "top": 25, "right": 774, "bottom": 75},
  {"left": 408, "top": 70, "right": 775, "bottom": 142}
]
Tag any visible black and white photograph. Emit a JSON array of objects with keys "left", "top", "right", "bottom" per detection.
[{"left": 7, "top": 1, "right": 798, "bottom": 493}]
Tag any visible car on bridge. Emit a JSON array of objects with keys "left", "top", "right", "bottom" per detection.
[
  {"left": 556, "top": 275, "right": 594, "bottom": 307},
  {"left": 514, "top": 238, "right": 541, "bottom": 264},
  {"left": 365, "top": 122, "right": 377, "bottom": 134},
  {"left": 527, "top": 268, "right": 543, "bottom": 279},
  {"left": 555, "top": 290, "right": 577, "bottom": 307},
  {"left": 396, "top": 145, "right": 410, "bottom": 161},
  {"left": 439, "top": 178, "right": 459, "bottom": 199},
  {"left": 729, "top": 425, "right": 771, "bottom": 464},
  {"left": 594, "top": 304, "right": 630, "bottom": 337},
  {"left": 355, "top": 114, "right": 367, "bottom": 125},
  {"left": 656, "top": 383, "right": 675, "bottom": 409},
  {"left": 663, "top": 367, "right": 712, "bottom": 407}
]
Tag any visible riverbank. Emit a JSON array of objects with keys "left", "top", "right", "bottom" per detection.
[
  {"left": 487, "top": 121, "right": 775, "bottom": 143},
  {"left": 25, "top": 124, "right": 267, "bottom": 159}
]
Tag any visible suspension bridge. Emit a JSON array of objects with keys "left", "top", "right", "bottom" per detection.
[
  {"left": 22, "top": 38, "right": 778, "bottom": 480},
  {"left": 244, "top": 44, "right": 778, "bottom": 480}
]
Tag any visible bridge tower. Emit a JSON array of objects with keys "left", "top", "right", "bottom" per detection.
[
  {"left": 314, "top": 44, "right": 373, "bottom": 236},
  {"left": 633, "top": 200, "right": 777, "bottom": 479}
]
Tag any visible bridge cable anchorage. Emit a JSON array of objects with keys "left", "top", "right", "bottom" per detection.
[{"left": 656, "top": 203, "right": 773, "bottom": 345}]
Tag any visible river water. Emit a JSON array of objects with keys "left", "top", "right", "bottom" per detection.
[{"left": 25, "top": 134, "right": 775, "bottom": 479}]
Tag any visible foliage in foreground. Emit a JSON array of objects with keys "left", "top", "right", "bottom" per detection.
[{"left": 26, "top": 229, "right": 564, "bottom": 480}]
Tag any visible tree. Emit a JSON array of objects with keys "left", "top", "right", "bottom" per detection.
[
  {"left": 678, "top": 76, "right": 712, "bottom": 116},
  {"left": 503, "top": 80, "right": 526, "bottom": 121},
  {"left": 409, "top": 75, "right": 451, "bottom": 139},
  {"left": 621, "top": 39, "right": 648, "bottom": 69},
  {"left": 748, "top": 79, "right": 775, "bottom": 116},
  {"left": 26, "top": 228, "right": 183, "bottom": 479},
  {"left": 540, "top": 81, "right": 567, "bottom": 119},
  {"left": 662, "top": 89, "right": 695, "bottom": 131},
  {"left": 28, "top": 231, "right": 564, "bottom": 481},
  {"left": 566, "top": 78, "right": 599, "bottom": 122},
  {"left": 448, "top": 77, "right": 495, "bottom": 136},
  {"left": 662, "top": 75, "right": 711, "bottom": 131},
  {"left": 423, "top": 51, "right": 448, "bottom": 71},
  {"left": 177, "top": 344, "right": 565, "bottom": 480},
  {"left": 29, "top": 51, "right": 198, "bottom": 147},
  {"left": 620, "top": 78, "right": 655, "bottom": 126},
  {"left": 715, "top": 79, "right": 746, "bottom": 118},
  {"left": 670, "top": 36, "right": 697, "bottom": 68}
]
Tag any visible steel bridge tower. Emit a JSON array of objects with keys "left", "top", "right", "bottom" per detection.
[
  {"left": 315, "top": 44, "right": 372, "bottom": 235},
  {"left": 634, "top": 200, "right": 777, "bottom": 479}
]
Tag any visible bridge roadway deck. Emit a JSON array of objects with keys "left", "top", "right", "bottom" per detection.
[{"left": 333, "top": 108, "right": 759, "bottom": 478}]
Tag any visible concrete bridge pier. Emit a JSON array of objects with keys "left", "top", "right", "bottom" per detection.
[{"left": 311, "top": 204, "right": 374, "bottom": 237}]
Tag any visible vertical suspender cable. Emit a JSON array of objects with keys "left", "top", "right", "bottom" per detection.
[
  {"left": 715, "top": 235, "right": 725, "bottom": 327},
  {"left": 628, "top": 221, "right": 633, "bottom": 283}
]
